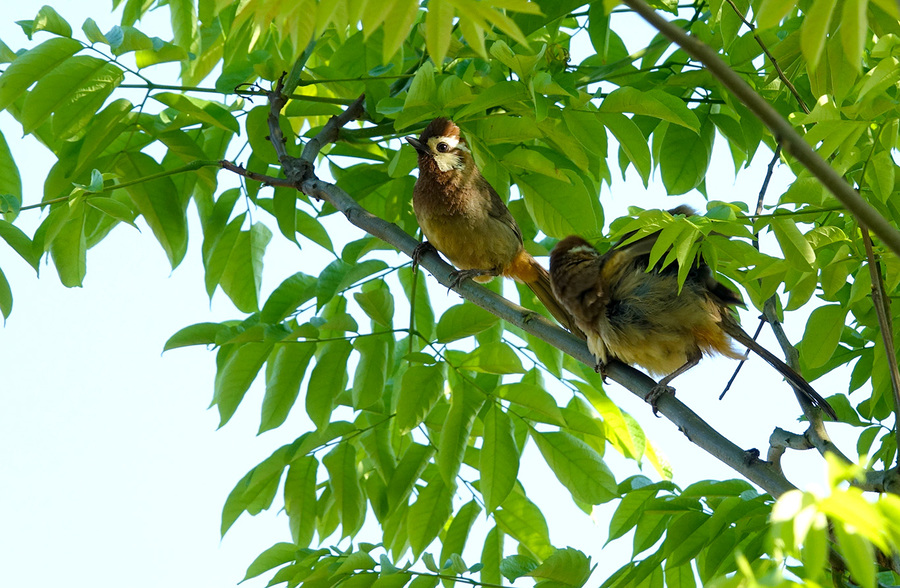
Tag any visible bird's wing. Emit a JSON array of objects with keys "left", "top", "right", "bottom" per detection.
[{"left": 484, "top": 179, "right": 524, "bottom": 244}]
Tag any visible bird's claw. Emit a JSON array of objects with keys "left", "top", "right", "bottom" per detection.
[
  {"left": 412, "top": 241, "right": 436, "bottom": 271},
  {"left": 593, "top": 361, "right": 608, "bottom": 383},
  {"left": 645, "top": 383, "right": 675, "bottom": 417},
  {"left": 448, "top": 268, "right": 484, "bottom": 289}
]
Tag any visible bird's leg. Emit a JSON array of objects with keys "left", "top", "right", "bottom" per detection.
[
  {"left": 448, "top": 266, "right": 501, "bottom": 289},
  {"left": 412, "top": 241, "right": 437, "bottom": 271},
  {"left": 645, "top": 354, "right": 701, "bottom": 416}
]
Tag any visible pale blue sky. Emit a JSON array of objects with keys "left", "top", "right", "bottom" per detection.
[{"left": 0, "top": 2, "right": 860, "bottom": 587}]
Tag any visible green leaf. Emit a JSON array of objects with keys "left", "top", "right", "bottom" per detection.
[
  {"left": 799, "top": 304, "right": 847, "bottom": 370},
  {"left": 458, "top": 342, "right": 525, "bottom": 374},
  {"left": 757, "top": 0, "right": 799, "bottom": 28},
  {"left": 517, "top": 171, "right": 602, "bottom": 239},
  {"left": 81, "top": 18, "right": 106, "bottom": 44},
  {"left": 48, "top": 202, "right": 87, "bottom": 287},
  {"left": 481, "top": 405, "right": 519, "bottom": 512},
  {"left": 104, "top": 25, "right": 153, "bottom": 54},
  {"left": 260, "top": 272, "right": 318, "bottom": 324},
  {"left": 600, "top": 87, "right": 700, "bottom": 131},
  {"left": 500, "top": 555, "right": 539, "bottom": 581},
  {"left": 296, "top": 208, "right": 334, "bottom": 252},
  {"left": 382, "top": 0, "right": 420, "bottom": 63},
  {"left": 261, "top": 342, "right": 316, "bottom": 433},
  {"left": 532, "top": 431, "right": 618, "bottom": 505},
  {"left": 386, "top": 442, "right": 434, "bottom": 510},
  {"left": 408, "top": 475, "right": 454, "bottom": 558},
  {"left": 306, "top": 340, "right": 352, "bottom": 430},
  {"left": 438, "top": 378, "right": 484, "bottom": 486},
  {"left": 497, "top": 383, "right": 565, "bottom": 426},
  {"left": 801, "top": 0, "right": 836, "bottom": 70},
  {"left": 425, "top": 0, "right": 454, "bottom": 66},
  {"left": 163, "top": 322, "right": 226, "bottom": 351},
  {"left": 0, "top": 266, "right": 11, "bottom": 319},
  {"left": 351, "top": 335, "right": 389, "bottom": 409},
  {"left": 221, "top": 444, "right": 292, "bottom": 535},
  {"left": 659, "top": 117, "right": 714, "bottom": 195},
  {"left": 440, "top": 500, "right": 482, "bottom": 569},
  {"left": 115, "top": 152, "right": 188, "bottom": 268},
  {"left": 595, "top": 112, "right": 651, "bottom": 186},
  {"left": 834, "top": 520, "right": 875, "bottom": 588},
  {"left": 857, "top": 56, "right": 900, "bottom": 104},
  {"left": 397, "top": 363, "right": 447, "bottom": 433},
  {"left": 217, "top": 223, "right": 273, "bottom": 313},
  {"left": 864, "top": 150, "right": 895, "bottom": 203},
  {"left": 456, "top": 81, "right": 531, "bottom": 118},
  {"left": 284, "top": 456, "right": 318, "bottom": 548},
  {"left": 400, "top": 267, "right": 435, "bottom": 341},
  {"left": 0, "top": 37, "right": 82, "bottom": 111},
  {"left": 770, "top": 217, "right": 815, "bottom": 272},
  {"left": 54, "top": 62, "right": 124, "bottom": 140},
  {"left": 29, "top": 5, "right": 72, "bottom": 37},
  {"left": 495, "top": 486, "right": 554, "bottom": 559},
  {"left": 86, "top": 196, "right": 138, "bottom": 228},
  {"left": 353, "top": 279, "right": 395, "bottom": 327},
  {"left": 21, "top": 56, "right": 122, "bottom": 137},
  {"left": 152, "top": 92, "right": 240, "bottom": 134},
  {"left": 323, "top": 442, "right": 365, "bottom": 537},
  {"left": 0, "top": 134, "right": 22, "bottom": 221},
  {"left": 436, "top": 302, "right": 499, "bottom": 342},
  {"left": 335, "top": 550, "right": 378, "bottom": 575},
  {"left": 242, "top": 542, "right": 297, "bottom": 581},
  {"left": 840, "top": 0, "right": 868, "bottom": 70},
  {"left": 528, "top": 548, "right": 591, "bottom": 586},
  {"left": 316, "top": 259, "right": 389, "bottom": 309},
  {"left": 0, "top": 219, "right": 38, "bottom": 271},
  {"left": 213, "top": 342, "right": 274, "bottom": 427},
  {"left": 74, "top": 98, "right": 134, "bottom": 174}
]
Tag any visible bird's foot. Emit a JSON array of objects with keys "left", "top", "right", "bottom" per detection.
[
  {"left": 644, "top": 383, "right": 675, "bottom": 417},
  {"left": 448, "top": 268, "right": 492, "bottom": 289},
  {"left": 412, "top": 241, "right": 436, "bottom": 271},
  {"left": 593, "top": 360, "right": 609, "bottom": 383}
]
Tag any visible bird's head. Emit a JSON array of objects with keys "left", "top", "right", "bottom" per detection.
[
  {"left": 406, "top": 118, "right": 471, "bottom": 174},
  {"left": 550, "top": 235, "right": 605, "bottom": 300},
  {"left": 550, "top": 236, "right": 600, "bottom": 268}
]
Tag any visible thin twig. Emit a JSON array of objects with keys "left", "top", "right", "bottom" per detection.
[
  {"left": 861, "top": 227, "right": 900, "bottom": 462},
  {"left": 854, "top": 128, "right": 900, "bottom": 467},
  {"left": 722, "top": 0, "right": 810, "bottom": 114},
  {"left": 620, "top": 0, "right": 900, "bottom": 258}
]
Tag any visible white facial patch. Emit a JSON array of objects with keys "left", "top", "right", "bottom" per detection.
[{"left": 427, "top": 134, "right": 470, "bottom": 172}]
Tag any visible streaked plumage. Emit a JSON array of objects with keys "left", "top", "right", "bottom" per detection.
[{"left": 549, "top": 209, "right": 836, "bottom": 419}]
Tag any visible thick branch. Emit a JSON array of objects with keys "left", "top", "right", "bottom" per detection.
[
  {"left": 233, "top": 90, "right": 799, "bottom": 497},
  {"left": 621, "top": 0, "right": 900, "bottom": 258}
]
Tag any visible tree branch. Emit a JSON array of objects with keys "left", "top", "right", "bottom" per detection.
[
  {"left": 722, "top": 0, "right": 809, "bottom": 114},
  {"left": 621, "top": 0, "right": 900, "bottom": 258},
  {"left": 222, "top": 87, "right": 801, "bottom": 498}
]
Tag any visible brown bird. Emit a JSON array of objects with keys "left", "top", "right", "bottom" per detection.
[
  {"left": 549, "top": 208, "right": 836, "bottom": 419},
  {"left": 406, "top": 117, "right": 583, "bottom": 337}
]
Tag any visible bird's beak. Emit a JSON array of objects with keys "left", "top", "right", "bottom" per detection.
[{"left": 405, "top": 136, "right": 427, "bottom": 154}]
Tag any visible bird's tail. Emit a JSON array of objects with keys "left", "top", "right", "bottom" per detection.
[
  {"left": 723, "top": 319, "right": 837, "bottom": 419},
  {"left": 509, "top": 251, "right": 586, "bottom": 340}
]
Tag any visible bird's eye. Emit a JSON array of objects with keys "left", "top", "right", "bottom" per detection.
[{"left": 436, "top": 142, "right": 449, "bottom": 153}]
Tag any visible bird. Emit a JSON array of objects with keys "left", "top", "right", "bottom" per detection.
[
  {"left": 548, "top": 207, "right": 837, "bottom": 419},
  {"left": 406, "top": 117, "right": 583, "bottom": 337}
]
